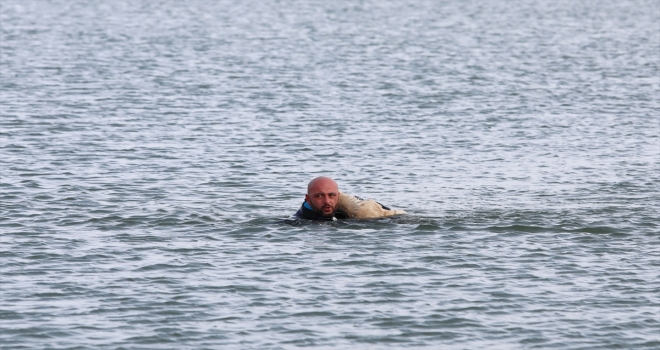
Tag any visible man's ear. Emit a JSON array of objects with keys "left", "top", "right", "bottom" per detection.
[{"left": 304, "top": 194, "right": 310, "bottom": 203}]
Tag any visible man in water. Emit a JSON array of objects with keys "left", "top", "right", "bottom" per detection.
[
  {"left": 294, "top": 176, "right": 405, "bottom": 221},
  {"left": 294, "top": 176, "right": 348, "bottom": 220}
]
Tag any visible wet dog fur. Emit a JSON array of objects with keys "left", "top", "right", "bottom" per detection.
[{"left": 336, "top": 192, "right": 406, "bottom": 219}]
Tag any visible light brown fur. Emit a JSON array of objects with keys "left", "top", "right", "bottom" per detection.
[{"left": 336, "top": 192, "right": 406, "bottom": 219}]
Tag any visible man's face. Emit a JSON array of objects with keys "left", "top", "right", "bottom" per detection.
[{"left": 305, "top": 180, "right": 339, "bottom": 217}]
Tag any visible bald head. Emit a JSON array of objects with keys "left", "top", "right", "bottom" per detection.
[
  {"left": 305, "top": 177, "right": 340, "bottom": 217},
  {"left": 307, "top": 176, "right": 338, "bottom": 194}
]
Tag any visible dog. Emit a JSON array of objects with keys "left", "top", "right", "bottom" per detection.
[{"left": 336, "top": 192, "right": 406, "bottom": 219}]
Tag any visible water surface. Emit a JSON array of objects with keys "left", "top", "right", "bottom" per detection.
[{"left": 1, "top": 0, "right": 659, "bottom": 348}]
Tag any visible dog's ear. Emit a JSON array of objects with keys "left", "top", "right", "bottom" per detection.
[{"left": 337, "top": 192, "right": 358, "bottom": 218}]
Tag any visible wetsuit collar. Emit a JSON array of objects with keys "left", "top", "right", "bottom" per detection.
[{"left": 300, "top": 201, "right": 337, "bottom": 221}]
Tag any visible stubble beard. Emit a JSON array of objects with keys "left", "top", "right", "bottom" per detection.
[{"left": 313, "top": 204, "right": 336, "bottom": 218}]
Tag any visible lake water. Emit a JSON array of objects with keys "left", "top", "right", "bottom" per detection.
[{"left": 1, "top": 0, "right": 659, "bottom": 348}]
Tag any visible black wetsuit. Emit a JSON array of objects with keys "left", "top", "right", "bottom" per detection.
[{"left": 294, "top": 202, "right": 349, "bottom": 221}]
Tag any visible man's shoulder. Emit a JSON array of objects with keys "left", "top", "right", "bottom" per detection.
[
  {"left": 334, "top": 210, "right": 349, "bottom": 219},
  {"left": 293, "top": 206, "right": 306, "bottom": 219}
]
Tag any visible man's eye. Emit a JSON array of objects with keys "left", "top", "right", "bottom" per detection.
[{"left": 329, "top": 193, "right": 336, "bottom": 197}]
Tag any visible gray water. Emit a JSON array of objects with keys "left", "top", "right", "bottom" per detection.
[{"left": 1, "top": 0, "right": 659, "bottom": 348}]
